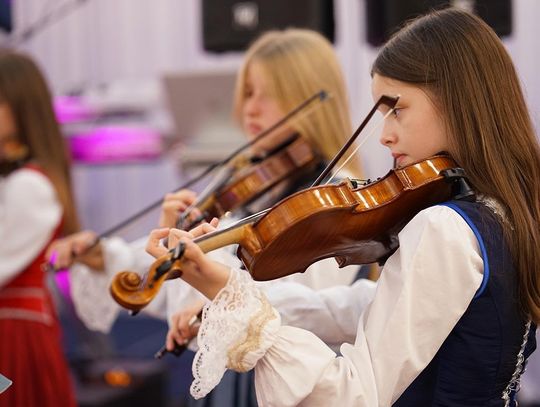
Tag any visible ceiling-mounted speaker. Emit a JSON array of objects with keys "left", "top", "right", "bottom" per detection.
[
  {"left": 202, "top": 0, "right": 335, "bottom": 53},
  {"left": 365, "top": 0, "right": 512, "bottom": 47},
  {"left": 0, "top": 0, "right": 12, "bottom": 33}
]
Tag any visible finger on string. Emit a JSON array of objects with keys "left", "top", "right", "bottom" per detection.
[
  {"left": 146, "top": 228, "right": 171, "bottom": 257},
  {"left": 180, "top": 237, "right": 206, "bottom": 264},
  {"left": 189, "top": 221, "right": 217, "bottom": 238},
  {"left": 167, "top": 228, "right": 194, "bottom": 248}
]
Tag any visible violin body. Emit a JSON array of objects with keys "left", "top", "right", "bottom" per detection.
[
  {"left": 198, "top": 136, "right": 319, "bottom": 220},
  {"left": 110, "top": 155, "right": 461, "bottom": 311},
  {"left": 237, "top": 155, "right": 457, "bottom": 280}
]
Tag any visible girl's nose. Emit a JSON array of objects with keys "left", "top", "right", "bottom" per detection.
[
  {"left": 379, "top": 123, "right": 397, "bottom": 147},
  {"left": 244, "top": 96, "right": 261, "bottom": 117}
]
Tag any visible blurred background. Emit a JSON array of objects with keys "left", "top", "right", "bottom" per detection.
[{"left": 1, "top": 1, "right": 539, "bottom": 405}]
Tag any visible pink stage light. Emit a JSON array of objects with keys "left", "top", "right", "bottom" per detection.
[
  {"left": 68, "top": 125, "right": 163, "bottom": 163},
  {"left": 54, "top": 95, "right": 97, "bottom": 124}
]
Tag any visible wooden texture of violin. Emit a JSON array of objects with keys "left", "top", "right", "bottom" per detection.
[
  {"left": 110, "top": 155, "right": 458, "bottom": 311},
  {"left": 198, "top": 136, "right": 318, "bottom": 219},
  {"left": 237, "top": 155, "right": 457, "bottom": 281}
]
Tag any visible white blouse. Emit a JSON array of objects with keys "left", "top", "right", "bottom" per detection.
[
  {"left": 0, "top": 168, "right": 62, "bottom": 286},
  {"left": 191, "top": 205, "right": 484, "bottom": 405}
]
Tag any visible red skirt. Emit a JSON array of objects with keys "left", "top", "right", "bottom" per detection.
[{"left": 0, "top": 318, "right": 76, "bottom": 407}]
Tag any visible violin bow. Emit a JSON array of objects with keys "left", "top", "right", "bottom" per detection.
[{"left": 311, "top": 94, "right": 399, "bottom": 187}]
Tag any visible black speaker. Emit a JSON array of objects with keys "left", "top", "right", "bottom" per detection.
[
  {"left": 365, "top": 0, "right": 512, "bottom": 47},
  {"left": 202, "top": 0, "right": 335, "bottom": 53},
  {"left": 0, "top": 0, "right": 12, "bottom": 33}
]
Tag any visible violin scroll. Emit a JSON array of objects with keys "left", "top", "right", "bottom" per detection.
[{"left": 109, "top": 249, "right": 184, "bottom": 312}]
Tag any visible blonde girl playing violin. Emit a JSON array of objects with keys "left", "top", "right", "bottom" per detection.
[{"left": 147, "top": 8, "right": 540, "bottom": 406}]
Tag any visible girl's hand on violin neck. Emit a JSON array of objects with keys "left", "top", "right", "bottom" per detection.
[
  {"left": 159, "top": 189, "right": 199, "bottom": 228},
  {"left": 146, "top": 218, "right": 220, "bottom": 258},
  {"left": 146, "top": 218, "right": 230, "bottom": 300},
  {"left": 46, "top": 230, "right": 103, "bottom": 270},
  {"left": 177, "top": 237, "right": 231, "bottom": 300},
  {"left": 166, "top": 299, "right": 205, "bottom": 351}
]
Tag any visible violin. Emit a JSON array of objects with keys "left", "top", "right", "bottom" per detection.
[
  {"left": 180, "top": 135, "right": 319, "bottom": 228},
  {"left": 111, "top": 155, "right": 469, "bottom": 312}
]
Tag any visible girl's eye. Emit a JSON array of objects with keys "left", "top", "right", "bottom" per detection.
[
  {"left": 392, "top": 108, "right": 401, "bottom": 117},
  {"left": 244, "top": 87, "right": 254, "bottom": 98}
]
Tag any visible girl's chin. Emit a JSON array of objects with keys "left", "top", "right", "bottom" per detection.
[{"left": 394, "top": 155, "right": 409, "bottom": 167}]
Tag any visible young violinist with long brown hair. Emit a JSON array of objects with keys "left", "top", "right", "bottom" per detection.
[
  {"left": 146, "top": 8, "right": 540, "bottom": 406},
  {"left": 0, "top": 50, "right": 77, "bottom": 407}
]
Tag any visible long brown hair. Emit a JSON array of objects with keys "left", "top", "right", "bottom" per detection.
[
  {"left": 0, "top": 50, "right": 79, "bottom": 234},
  {"left": 372, "top": 8, "right": 540, "bottom": 322},
  {"left": 234, "top": 29, "right": 363, "bottom": 178}
]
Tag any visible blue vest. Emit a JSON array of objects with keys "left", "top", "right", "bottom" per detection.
[{"left": 393, "top": 200, "right": 537, "bottom": 407}]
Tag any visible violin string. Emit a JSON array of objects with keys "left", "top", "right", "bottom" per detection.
[
  {"left": 326, "top": 108, "right": 396, "bottom": 184},
  {"left": 176, "top": 164, "right": 236, "bottom": 228}
]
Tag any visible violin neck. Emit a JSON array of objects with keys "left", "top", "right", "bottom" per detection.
[
  {"left": 195, "top": 225, "right": 249, "bottom": 253},
  {"left": 193, "top": 209, "right": 267, "bottom": 253}
]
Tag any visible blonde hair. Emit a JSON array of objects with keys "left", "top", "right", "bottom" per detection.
[{"left": 234, "top": 29, "right": 362, "bottom": 178}]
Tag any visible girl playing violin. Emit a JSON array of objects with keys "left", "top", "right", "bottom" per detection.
[
  {"left": 147, "top": 8, "right": 540, "bottom": 406},
  {"left": 49, "top": 27, "right": 372, "bottom": 352},
  {"left": 0, "top": 50, "right": 78, "bottom": 407}
]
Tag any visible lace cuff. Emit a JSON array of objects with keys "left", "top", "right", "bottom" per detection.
[{"left": 190, "top": 268, "right": 281, "bottom": 399}]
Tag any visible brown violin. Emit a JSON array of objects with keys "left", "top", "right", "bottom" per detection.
[
  {"left": 111, "top": 155, "right": 469, "bottom": 312},
  {"left": 182, "top": 135, "right": 319, "bottom": 228}
]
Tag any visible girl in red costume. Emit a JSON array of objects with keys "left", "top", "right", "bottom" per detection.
[{"left": 0, "top": 50, "right": 78, "bottom": 407}]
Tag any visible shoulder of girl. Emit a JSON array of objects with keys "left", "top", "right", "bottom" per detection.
[
  {"left": 5, "top": 167, "right": 55, "bottom": 198},
  {"left": 409, "top": 204, "right": 470, "bottom": 231}
]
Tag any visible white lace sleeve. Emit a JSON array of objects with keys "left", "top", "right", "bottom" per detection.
[{"left": 190, "top": 268, "right": 281, "bottom": 399}]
